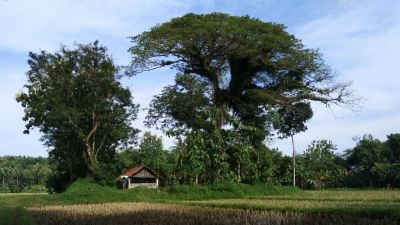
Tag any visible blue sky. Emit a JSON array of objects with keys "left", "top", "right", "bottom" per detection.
[{"left": 0, "top": 0, "right": 399, "bottom": 157}]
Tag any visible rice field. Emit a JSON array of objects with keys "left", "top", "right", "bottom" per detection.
[
  {"left": 268, "top": 189, "right": 400, "bottom": 202},
  {"left": 2, "top": 184, "right": 400, "bottom": 225},
  {"left": 28, "top": 202, "right": 398, "bottom": 225},
  {"left": 186, "top": 190, "right": 400, "bottom": 220},
  {"left": 193, "top": 189, "right": 400, "bottom": 210}
]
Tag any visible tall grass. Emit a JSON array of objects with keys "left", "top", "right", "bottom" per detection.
[
  {"left": 28, "top": 202, "right": 398, "bottom": 225},
  {"left": 190, "top": 198, "right": 400, "bottom": 219}
]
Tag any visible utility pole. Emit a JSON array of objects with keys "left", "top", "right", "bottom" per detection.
[
  {"left": 291, "top": 135, "right": 296, "bottom": 187},
  {"left": 2, "top": 168, "right": 4, "bottom": 190}
]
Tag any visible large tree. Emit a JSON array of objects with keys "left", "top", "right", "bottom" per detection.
[
  {"left": 129, "top": 13, "right": 357, "bottom": 181},
  {"left": 129, "top": 13, "right": 356, "bottom": 134},
  {"left": 17, "top": 41, "right": 139, "bottom": 178}
]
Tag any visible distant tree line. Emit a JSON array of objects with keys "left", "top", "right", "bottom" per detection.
[
  {"left": 288, "top": 134, "right": 400, "bottom": 189},
  {"left": 3, "top": 133, "right": 399, "bottom": 192},
  {"left": 0, "top": 156, "right": 51, "bottom": 193}
]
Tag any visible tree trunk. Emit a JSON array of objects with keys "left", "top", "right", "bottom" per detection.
[
  {"left": 291, "top": 135, "right": 296, "bottom": 187},
  {"left": 216, "top": 104, "right": 225, "bottom": 131},
  {"left": 2, "top": 169, "right": 4, "bottom": 190},
  {"left": 69, "top": 164, "right": 73, "bottom": 184},
  {"left": 207, "top": 71, "right": 228, "bottom": 184},
  {"left": 16, "top": 172, "right": 19, "bottom": 190},
  {"left": 195, "top": 174, "right": 198, "bottom": 185},
  {"left": 237, "top": 163, "right": 241, "bottom": 183},
  {"left": 85, "top": 144, "right": 96, "bottom": 176}
]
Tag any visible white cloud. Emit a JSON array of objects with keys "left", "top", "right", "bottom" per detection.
[
  {"left": 0, "top": 66, "right": 47, "bottom": 156},
  {"left": 271, "top": 0, "right": 400, "bottom": 155},
  {"left": 0, "top": 0, "right": 203, "bottom": 156},
  {"left": 0, "top": 0, "right": 202, "bottom": 55}
]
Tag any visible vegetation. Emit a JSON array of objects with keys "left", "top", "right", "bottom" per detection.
[
  {"left": 3, "top": 133, "right": 400, "bottom": 193},
  {"left": 16, "top": 41, "right": 139, "bottom": 191},
  {"left": 0, "top": 156, "right": 51, "bottom": 193},
  {"left": 6, "top": 12, "right": 398, "bottom": 225},
  {"left": 130, "top": 13, "right": 358, "bottom": 184},
  {"left": 345, "top": 134, "right": 400, "bottom": 188},
  {"left": 0, "top": 206, "right": 34, "bottom": 225},
  {"left": 1, "top": 180, "right": 399, "bottom": 225},
  {"left": 112, "top": 133, "right": 400, "bottom": 189},
  {"left": 12, "top": 13, "right": 369, "bottom": 190}
]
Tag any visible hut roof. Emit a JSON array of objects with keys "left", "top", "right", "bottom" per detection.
[{"left": 114, "top": 165, "right": 160, "bottom": 182}]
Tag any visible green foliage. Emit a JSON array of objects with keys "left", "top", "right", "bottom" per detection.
[
  {"left": 174, "top": 131, "right": 208, "bottom": 184},
  {"left": 146, "top": 73, "right": 213, "bottom": 135},
  {"left": 387, "top": 133, "right": 400, "bottom": 162},
  {"left": 0, "top": 156, "right": 51, "bottom": 193},
  {"left": 130, "top": 13, "right": 356, "bottom": 185},
  {"left": 23, "top": 184, "right": 48, "bottom": 193},
  {"left": 275, "top": 102, "right": 313, "bottom": 138},
  {"left": 130, "top": 12, "right": 356, "bottom": 140},
  {"left": 345, "top": 134, "right": 400, "bottom": 187},
  {"left": 300, "top": 140, "right": 345, "bottom": 189},
  {"left": 61, "top": 178, "right": 301, "bottom": 202},
  {"left": 137, "top": 132, "right": 168, "bottom": 174},
  {"left": 92, "top": 162, "right": 119, "bottom": 186},
  {"left": 16, "top": 41, "right": 139, "bottom": 185},
  {"left": 0, "top": 206, "right": 35, "bottom": 225}
]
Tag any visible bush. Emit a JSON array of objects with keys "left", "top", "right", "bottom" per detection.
[
  {"left": 0, "top": 185, "right": 11, "bottom": 193},
  {"left": 93, "top": 163, "right": 119, "bottom": 186},
  {"left": 209, "top": 181, "right": 243, "bottom": 193},
  {"left": 23, "top": 184, "right": 48, "bottom": 193}
]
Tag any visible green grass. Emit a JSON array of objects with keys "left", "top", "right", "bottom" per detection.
[
  {"left": 1, "top": 179, "right": 400, "bottom": 224},
  {"left": 0, "top": 179, "right": 301, "bottom": 206},
  {"left": 0, "top": 206, "right": 35, "bottom": 225}
]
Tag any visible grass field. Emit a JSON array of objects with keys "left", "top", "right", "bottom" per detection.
[{"left": 0, "top": 179, "right": 399, "bottom": 225}]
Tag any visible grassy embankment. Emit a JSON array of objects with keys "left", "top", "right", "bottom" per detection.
[
  {"left": 1, "top": 179, "right": 399, "bottom": 225},
  {"left": 0, "top": 179, "right": 299, "bottom": 225}
]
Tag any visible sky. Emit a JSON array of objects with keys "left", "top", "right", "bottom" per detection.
[{"left": 0, "top": 0, "right": 399, "bottom": 157}]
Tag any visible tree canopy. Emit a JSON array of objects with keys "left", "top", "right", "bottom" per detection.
[
  {"left": 128, "top": 13, "right": 357, "bottom": 181},
  {"left": 129, "top": 13, "right": 356, "bottom": 144},
  {"left": 17, "top": 41, "right": 139, "bottom": 181}
]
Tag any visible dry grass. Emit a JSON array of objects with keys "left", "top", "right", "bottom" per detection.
[
  {"left": 28, "top": 202, "right": 398, "bottom": 225},
  {"left": 266, "top": 190, "right": 400, "bottom": 202},
  {"left": 306, "top": 190, "right": 400, "bottom": 201},
  {"left": 0, "top": 193, "right": 47, "bottom": 196},
  {"left": 197, "top": 198, "right": 400, "bottom": 209}
]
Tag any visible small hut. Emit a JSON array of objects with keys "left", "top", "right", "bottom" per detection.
[{"left": 115, "top": 165, "right": 160, "bottom": 189}]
